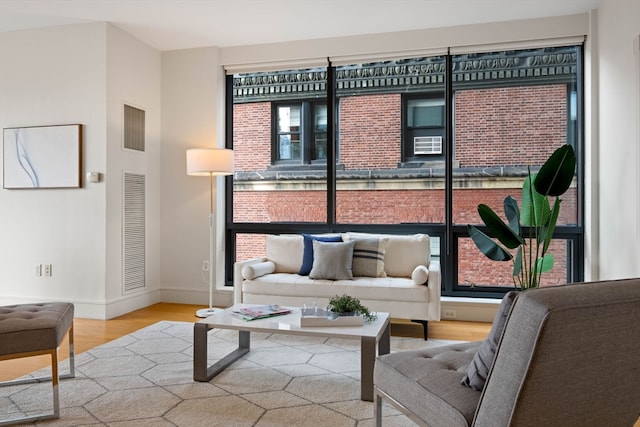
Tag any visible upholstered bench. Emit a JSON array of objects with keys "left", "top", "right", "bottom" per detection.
[{"left": 0, "top": 302, "right": 75, "bottom": 425}]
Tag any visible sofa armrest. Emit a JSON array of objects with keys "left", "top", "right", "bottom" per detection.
[
  {"left": 233, "top": 257, "right": 267, "bottom": 305},
  {"left": 427, "top": 260, "right": 442, "bottom": 320}
]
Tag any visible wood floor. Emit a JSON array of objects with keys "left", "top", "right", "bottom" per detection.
[{"left": 0, "top": 302, "right": 490, "bottom": 382}]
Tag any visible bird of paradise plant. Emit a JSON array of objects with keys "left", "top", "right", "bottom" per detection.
[{"left": 467, "top": 144, "right": 576, "bottom": 289}]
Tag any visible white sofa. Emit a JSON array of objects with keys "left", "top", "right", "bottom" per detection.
[{"left": 233, "top": 232, "right": 441, "bottom": 338}]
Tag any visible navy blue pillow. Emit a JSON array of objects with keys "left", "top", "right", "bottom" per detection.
[{"left": 298, "top": 234, "right": 342, "bottom": 275}]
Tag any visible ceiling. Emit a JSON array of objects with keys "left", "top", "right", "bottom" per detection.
[{"left": 0, "top": 0, "right": 598, "bottom": 51}]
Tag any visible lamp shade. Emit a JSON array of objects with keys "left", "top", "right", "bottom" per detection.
[{"left": 186, "top": 148, "right": 234, "bottom": 176}]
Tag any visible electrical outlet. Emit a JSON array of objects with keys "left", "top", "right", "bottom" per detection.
[
  {"left": 443, "top": 309, "right": 457, "bottom": 319},
  {"left": 202, "top": 260, "right": 209, "bottom": 272},
  {"left": 44, "top": 264, "right": 52, "bottom": 277},
  {"left": 35, "top": 264, "right": 42, "bottom": 276}
]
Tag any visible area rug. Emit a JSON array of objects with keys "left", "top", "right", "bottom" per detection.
[{"left": 1, "top": 321, "right": 460, "bottom": 426}]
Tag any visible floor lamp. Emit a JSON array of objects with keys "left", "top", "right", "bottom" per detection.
[{"left": 186, "top": 148, "right": 234, "bottom": 318}]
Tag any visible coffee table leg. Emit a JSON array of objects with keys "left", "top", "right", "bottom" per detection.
[
  {"left": 194, "top": 323, "right": 251, "bottom": 381},
  {"left": 360, "top": 319, "right": 391, "bottom": 401}
]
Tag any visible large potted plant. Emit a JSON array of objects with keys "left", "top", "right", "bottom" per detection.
[{"left": 467, "top": 144, "right": 576, "bottom": 289}]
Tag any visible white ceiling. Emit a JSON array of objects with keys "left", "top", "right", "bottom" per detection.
[{"left": 0, "top": 0, "right": 599, "bottom": 51}]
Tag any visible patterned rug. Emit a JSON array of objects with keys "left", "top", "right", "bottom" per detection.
[{"left": 1, "top": 321, "right": 460, "bottom": 426}]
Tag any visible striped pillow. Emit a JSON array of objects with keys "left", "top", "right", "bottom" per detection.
[{"left": 351, "top": 237, "right": 388, "bottom": 277}]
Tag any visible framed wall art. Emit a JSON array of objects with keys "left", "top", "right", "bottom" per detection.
[{"left": 3, "top": 124, "right": 82, "bottom": 189}]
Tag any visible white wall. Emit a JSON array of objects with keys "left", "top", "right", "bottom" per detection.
[
  {"left": 595, "top": 0, "right": 640, "bottom": 279},
  {"left": 159, "top": 47, "right": 232, "bottom": 308},
  {"left": 0, "top": 23, "right": 162, "bottom": 319},
  {"left": 0, "top": 23, "right": 108, "bottom": 316},
  {"left": 104, "top": 24, "right": 162, "bottom": 318}
]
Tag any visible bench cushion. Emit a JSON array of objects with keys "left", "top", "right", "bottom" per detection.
[{"left": 0, "top": 303, "right": 74, "bottom": 356}]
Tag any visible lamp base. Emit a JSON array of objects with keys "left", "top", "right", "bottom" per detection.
[{"left": 195, "top": 307, "right": 219, "bottom": 318}]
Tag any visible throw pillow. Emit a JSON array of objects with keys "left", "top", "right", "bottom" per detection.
[
  {"left": 411, "top": 265, "right": 429, "bottom": 285},
  {"left": 241, "top": 261, "right": 276, "bottom": 280},
  {"left": 298, "top": 233, "right": 342, "bottom": 275},
  {"left": 352, "top": 237, "right": 388, "bottom": 277},
  {"left": 461, "top": 291, "right": 518, "bottom": 391},
  {"left": 309, "top": 240, "right": 355, "bottom": 280}
]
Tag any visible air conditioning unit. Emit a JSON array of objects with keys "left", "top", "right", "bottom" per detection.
[{"left": 414, "top": 136, "right": 443, "bottom": 155}]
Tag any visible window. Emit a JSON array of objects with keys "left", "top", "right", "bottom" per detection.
[
  {"left": 226, "top": 45, "right": 584, "bottom": 298},
  {"left": 274, "top": 101, "right": 327, "bottom": 164},
  {"left": 404, "top": 94, "right": 445, "bottom": 160}
]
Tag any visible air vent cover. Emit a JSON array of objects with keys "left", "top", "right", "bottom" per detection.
[
  {"left": 124, "top": 104, "right": 145, "bottom": 152},
  {"left": 123, "top": 172, "right": 145, "bottom": 293}
]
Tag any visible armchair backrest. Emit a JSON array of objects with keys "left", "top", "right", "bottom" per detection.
[{"left": 473, "top": 278, "right": 640, "bottom": 427}]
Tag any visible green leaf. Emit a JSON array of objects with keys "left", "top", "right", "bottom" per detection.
[
  {"left": 521, "top": 173, "right": 550, "bottom": 227},
  {"left": 537, "top": 253, "right": 554, "bottom": 273},
  {"left": 468, "top": 225, "right": 513, "bottom": 261},
  {"left": 477, "top": 204, "right": 523, "bottom": 249},
  {"left": 534, "top": 144, "right": 576, "bottom": 197},
  {"left": 504, "top": 196, "right": 521, "bottom": 237},
  {"left": 513, "top": 246, "right": 523, "bottom": 277},
  {"left": 541, "top": 197, "right": 562, "bottom": 253}
]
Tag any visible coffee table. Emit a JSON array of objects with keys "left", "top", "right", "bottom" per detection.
[{"left": 193, "top": 304, "right": 390, "bottom": 401}]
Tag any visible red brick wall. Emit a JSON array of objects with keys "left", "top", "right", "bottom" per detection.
[
  {"left": 338, "top": 94, "right": 401, "bottom": 169},
  {"left": 455, "top": 85, "right": 568, "bottom": 167}
]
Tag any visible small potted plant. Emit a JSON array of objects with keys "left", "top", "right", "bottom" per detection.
[{"left": 328, "top": 294, "right": 377, "bottom": 322}]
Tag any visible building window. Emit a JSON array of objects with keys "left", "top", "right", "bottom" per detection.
[
  {"left": 274, "top": 101, "right": 327, "bottom": 165},
  {"left": 404, "top": 94, "right": 445, "bottom": 161}
]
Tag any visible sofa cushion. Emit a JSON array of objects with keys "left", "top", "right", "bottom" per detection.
[
  {"left": 461, "top": 291, "right": 517, "bottom": 391},
  {"left": 241, "top": 261, "right": 276, "bottom": 280},
  {"left": 241, "top": 275, "right": 430, "bottom": 302},
  {"left": 346, "top": 233, "right": 430, "bottom": 277},
  {"left": 309, "top": 240, "right": 355, "bottom": 280},
  {"left": 266, "top": 234, "right": 303, "bottom": 273},
  {"left": 352, "top": 237, "right": 388, "bottom": 277},
  {"left": 299, "top": 234, "right": 343, "bottom": 275}
]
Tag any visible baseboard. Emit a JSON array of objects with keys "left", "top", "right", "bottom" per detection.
[{"left": 441, "top": 296, "right": 500, "bottom": 322}]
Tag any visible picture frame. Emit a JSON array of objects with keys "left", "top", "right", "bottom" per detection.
[{"left": 3, "top": 124, "right": 82, "bottom": 189}]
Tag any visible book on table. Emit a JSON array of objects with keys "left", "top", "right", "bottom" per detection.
[{"left": 234, "top": 304, "right": 292, "bottom": 321}]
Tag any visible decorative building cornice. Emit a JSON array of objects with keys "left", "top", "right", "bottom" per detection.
[{"left": 233, "top": 46, "right": 578, "bottom": 103}]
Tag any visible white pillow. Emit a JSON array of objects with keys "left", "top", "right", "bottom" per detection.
[
  {"left": 242, "top": 261, "right": 276, "bottom": 280},
  {"left": 265, "top": 234, "right": 303, "bottom": 273},
  {"left": 411, "top": 265, "right": 429, "bottom": 285}
]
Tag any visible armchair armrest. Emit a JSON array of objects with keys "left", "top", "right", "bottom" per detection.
[{"left": 233, "top": 257, "right": 267, "bottom": 305}]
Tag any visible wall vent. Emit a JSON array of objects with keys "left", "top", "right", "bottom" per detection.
[
  {"left": 123, "top": 172, "right": 146, "bottom": 293},
  {"left": 123, "top": 104, "right": 145, "bottom": 152},
  {"left": 414, "top": 136, "right": 443, "bottom": 155}
]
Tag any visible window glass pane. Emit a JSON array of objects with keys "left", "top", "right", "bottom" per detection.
[
  {"left": 313, "top": 104, "right": 327, "bottom": 160},
  {"left": 335, "top": 56, "right": 446, "bottom": 224},
  {"left": 407, "top": 99, "right": 444, "bottom": 127},
  {"left": 458, "top": 237, "right": 571, "bottom": 288},
  {"left": 232, "top": 67, "right": 328, "bottom": 223},
  {"left": 453, "top": 46, "right": 580, "bottom": 288},
  {"left": 235, "top": 233, "right": 268, "bottom": 263}
]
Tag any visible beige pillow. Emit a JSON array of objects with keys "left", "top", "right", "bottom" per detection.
[
  {"left": 309, "top": 240, "right": 355, "bottom": 280},
  {"left": 346, "top": 233, "right": 430, "bottom": 277},
  {"left": 266, "top": 234, "right": 303, "bottom": 273},
  {"left": 352, "top": 237, "right": 388, "bottom": 277}
]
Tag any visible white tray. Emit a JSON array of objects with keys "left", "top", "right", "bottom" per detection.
[{"left": 300, "top": 308, "right": 364, "bottom": 327}]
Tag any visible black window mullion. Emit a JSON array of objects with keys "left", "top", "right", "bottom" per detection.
[
  {"left": 444, "top": 53, "right": 454, "bottom": 294},
  {"left": 327, "top": 62, "right": 336, "bottom": 226}
]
